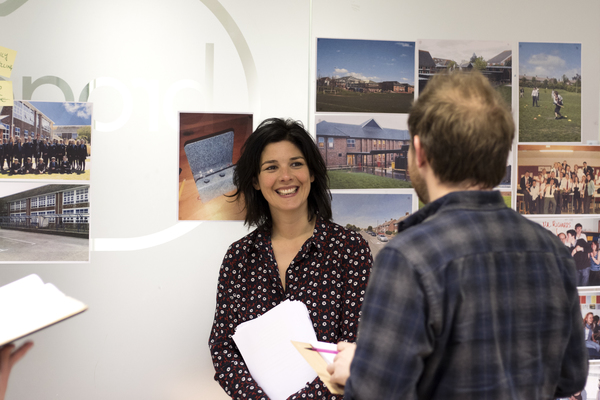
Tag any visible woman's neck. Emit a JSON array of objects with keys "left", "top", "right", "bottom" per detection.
[{"left": 270, "top": 209, "right": 315, "bottom": 242}]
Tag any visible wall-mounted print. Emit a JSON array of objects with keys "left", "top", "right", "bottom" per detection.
[
  {"left": 530, "top": 216, "right": 600, "bottom": 288},
  {"left": 519, "top": 42, "right": 581, "bottom": 143},
  {"left": 331, "top": 190, "right": 415, "bottom": 258},
  {"left": 316, "top": 39, "right": 415, "bottom": 114},
  {"left": 316, "top": 114, "right": 412, "bottom": 189},
  {"left": 179, "top": 113, "right": 252, "bottom": 220},
  {"left": 0, "top": 182, "right": 90, "bottom": 263},
  {"left": 0, "top": 101, "right": 92, "bottom": 180},
  {"left": 418, "top": 40, "right": 512, "bottom": 107},
  {"left": 517, "top": 145, "right": 600, "bottom": 216},
  {"left": 580, "top": 292, "right": 600, "bottom": 363}
]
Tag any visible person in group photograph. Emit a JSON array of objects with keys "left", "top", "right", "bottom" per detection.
[
  {"left": 576, "top": 223, "right": 588, "bottom": 242},
  {"left": 60, "top": 155, "right": 71, "bottom": 174},
  {"left": 12, "top": 138, "right": 23, "bottom": 167},
  {"left": 530, "top": 179, "right": 540, "bottom": 214},
  {"left": 8, "top": 158, "right": 21, "bottom": 176},
  {"left": 519, "top": 171, "right": 532, "bottom": 213},
  {"left": 36, "top": 158, "right": 46, "bottom": 174},
  {"left": 41, "top": 138, "right": 49, "bottom": 165},
  {"left": 567, "top": 229, "right": 591, "bottom": 286},
  {"left": 67, "top": 139, "right": 76, "bottom": 170},
  {"left": 22, "top": 157, "right": 34, "bottom": 174},
  {"left": 584, "top": 312, "right": 600, "bottom": 355},
  {"left": 574, "top": 175, "right": 583, "bottom": 214},
  {"left": 544, "top": 179, "right": 557, "bottom": 214},
  {"left": 0, "top": 342, "right": 33, "bottom": 400},
  {"left": 78, "top": 140, "right": 87, "bottom": 172},
  {"left": 48, "top": 157, "right": 58, "bottom": 174},
  {"left": 589, "top": 241, "right": 600, "bottom": 286},
  {"left": 585, "top": 174, "right": 595, "bottom": 214},
  {"left": 209, "top": 118, "right": 373, "bottom": 400},
  {"left": 326, "top": 71, "right": 587, "bottom": 399}
]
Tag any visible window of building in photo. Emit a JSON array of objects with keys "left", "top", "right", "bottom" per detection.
[
  {"left": 328, "top": 137, "right": 334, "bottom": 148},
  {"left": 318, "top": 137, "right": 324, "bottom": 147},
  {"left": 347, "top": 139, "right": 355, "bottom": 148},
  {"left": 63, "top": 208, "right": 89, "bottom": 224},
  {"left": 75, "top": 187, "right": 89, "bottom": 203}
]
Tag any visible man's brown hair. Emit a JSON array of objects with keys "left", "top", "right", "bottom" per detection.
[{"left": 408, "top": 71, "right": 514, "bottom": 188}]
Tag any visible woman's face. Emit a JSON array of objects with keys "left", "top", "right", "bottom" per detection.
[
  {"left": 587, "top": 314, "right": 594, "bottom": 324},
  {"left": 254, "top": 140, "right": 314, "bottom": 219}
]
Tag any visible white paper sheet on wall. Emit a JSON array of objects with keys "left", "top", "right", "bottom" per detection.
[{"left": 232, "top": 300, "right": 318, "bottom": 400}]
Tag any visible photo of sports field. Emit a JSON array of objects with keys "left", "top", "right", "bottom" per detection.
[{"left": 518, "top": 42, "right": 581, "bottom": 143}]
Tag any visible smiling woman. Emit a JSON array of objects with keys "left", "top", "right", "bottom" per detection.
[{"left": 208, "top": 118, "right": 373, "bottom": 400}]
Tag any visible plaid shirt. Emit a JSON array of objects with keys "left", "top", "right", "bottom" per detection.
[{"left": 345, "top": 190, "right": 588, "bottom": 400}]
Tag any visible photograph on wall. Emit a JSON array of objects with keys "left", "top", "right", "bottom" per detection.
[
  {"left": 331, "top": 190, "right": 415, "bottom": 258},
  {"left": 179, "top": 112, "right": 253, "bottom": 220},
  {"left": 517, "top": 145, "right": 600, "bottom": 216},
  {"left": 580, "top": 291, "right": 600, "bottom": 363},
  {"left": 0, "top": 101, "right": 92, "bottom": 180},
  {"left": 529, "top": 216, "right": 600, "bottom": 288},
  {"left": 417, "top": 39, "right": 512, "bottom": 107},
  {"left": 316, "top": 38, "right": 415, "bottom": 114},
  {"left": 0, "top": 182, "right": 90, "bottom": 262},
  {"left": 518, "top": 42, "right": 581, "bottom": 143},
  {"left": 316, "top": 114, "right": 412, "bottom": 190}
]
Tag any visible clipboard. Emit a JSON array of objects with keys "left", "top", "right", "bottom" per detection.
[{"left": 290, "top": 341, "right": 344, "bottom": 395}]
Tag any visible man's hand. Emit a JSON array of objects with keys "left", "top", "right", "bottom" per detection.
[
  {"left": 0, "top": 342, "right": 33, "bottom": 400},
  {"left": 326, "top": 342, "right": 356, "bottom": 387}
]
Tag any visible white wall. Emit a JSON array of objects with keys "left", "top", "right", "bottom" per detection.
[{"left": 2, "top": 0, "right": 600, "bottom": 399}]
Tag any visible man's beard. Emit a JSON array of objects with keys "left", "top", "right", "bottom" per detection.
[{"left": 409, "top": 151, "right": 430, "bottom": 204}]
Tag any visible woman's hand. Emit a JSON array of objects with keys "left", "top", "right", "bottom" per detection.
[{"left": 0, "top": 342, "right": 33, "bottom": 400}]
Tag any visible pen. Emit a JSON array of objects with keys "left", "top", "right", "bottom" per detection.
[{"left": 306, "top": 347, "right": 339, "bottom": 355}]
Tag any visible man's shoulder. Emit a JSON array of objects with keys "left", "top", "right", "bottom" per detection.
[{"left": 387, "top": 197, "right": 568, "bottom": 272}]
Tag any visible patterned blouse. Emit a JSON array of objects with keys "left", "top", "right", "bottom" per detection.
[{"left": 209, "top": 218, "right": 373, "bottom": 400}]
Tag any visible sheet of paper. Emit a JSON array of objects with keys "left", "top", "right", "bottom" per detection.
[
  {"left": 0, "top": 274, "right": 87, "bottom": 346},
  {"left": 232, "top": 300, "right": 318, "bottom": 400},
  {"left": 0, "top": 46, "right": 17, "bottom": 78},
  {"left": 309, "top": 341, "right": 338, "bottom": 364},
  {"left": 291, "top": 341, "right": 344, "bottom": 395},
  {"left": 0, "top": 80, "right": 13, "bottom": 106}
]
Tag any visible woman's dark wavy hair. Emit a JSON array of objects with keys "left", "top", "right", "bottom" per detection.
[{"left": 230, "top": 118, "right": 332, "bottom": 229}]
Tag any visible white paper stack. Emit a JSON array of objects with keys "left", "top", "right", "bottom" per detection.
[
  {"left": 232, "top": 300, "right": 318, "bottom": 400},
  {"left": 0, "top": 274, "right": 87, "bottom": 346}
]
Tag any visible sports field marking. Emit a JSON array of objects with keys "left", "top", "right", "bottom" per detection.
[{"left": 0, "top": 236, "right": 36, "bottom": 245}]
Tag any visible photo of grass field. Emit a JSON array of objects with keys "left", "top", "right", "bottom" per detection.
[
  {"left": 518, "top": 42, "right": 581, "bottom": 143},
  {"left": 329, "top": 169, "right": 412, "bottom": 189},
  {"left": 519, "top": 87, "right": 581, "bottom": 142},
  {"left": 316, "top": 38, "right": 415, "bottom": 114},
  {"left": 317, "top": 91, "right": 413, "bottom": 114}
]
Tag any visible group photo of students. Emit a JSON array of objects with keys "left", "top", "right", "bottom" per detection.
[
  {"left": 557, "top": 223, "right": 600, "bottom": 287},
  {"left": 0, "top": 135, "right": 88, "bottom": 176},
  {"left": 519, "top": 157, "right": 600, "bottom": 215}
]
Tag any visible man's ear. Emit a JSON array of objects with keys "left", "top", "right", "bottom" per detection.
[{"left": 412, "top": 135, "right": 427, "bottom": 168}]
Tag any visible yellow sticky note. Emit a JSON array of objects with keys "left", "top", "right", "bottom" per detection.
[
  {"left": 0, "top": 81, "right": 14, "bottom": 106},
  {"left": 0, "top": 46, "right": 17, "bottom": 78}
]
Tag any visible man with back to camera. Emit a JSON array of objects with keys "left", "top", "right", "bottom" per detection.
[{"left": 327, "top": 72, "right": 587, "bottom": 399}]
